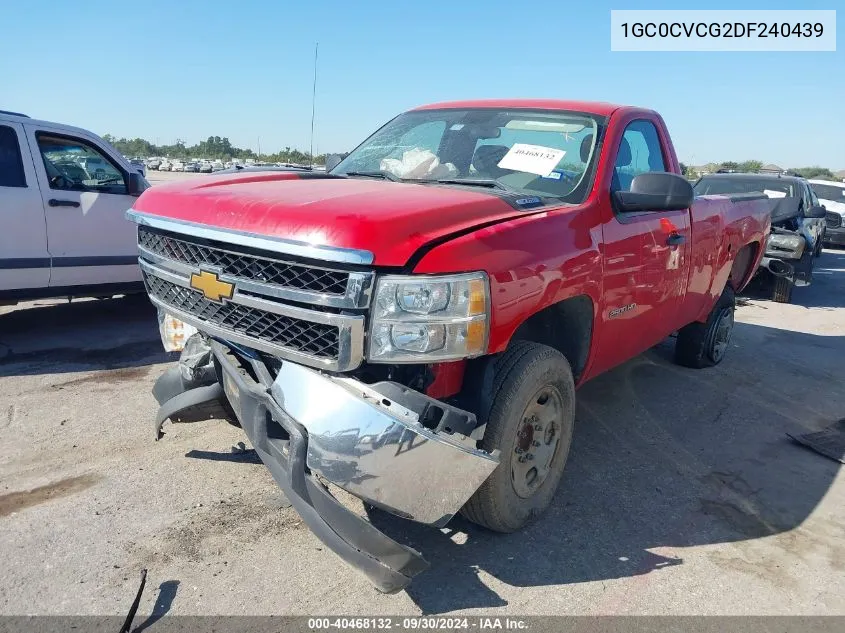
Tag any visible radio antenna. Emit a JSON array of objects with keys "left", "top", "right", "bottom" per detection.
[{"left": 309, "top": 42, "right": 318, "bottom": 169}]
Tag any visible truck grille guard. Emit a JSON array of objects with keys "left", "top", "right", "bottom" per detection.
[{"left": 127, "top": 210, "right": 374, "bottom": 372}]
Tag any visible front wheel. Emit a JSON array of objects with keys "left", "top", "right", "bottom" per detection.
[
  {"left": 461, "top": 342, "right": 575, "bottom": 533},
  {"left": 675, "top": 286, "right": 736, "bottom": 368}
]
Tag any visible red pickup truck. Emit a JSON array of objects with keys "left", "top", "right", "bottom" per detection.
[{"left": 128, "top": 100, "right": 771, "bottom": 593}]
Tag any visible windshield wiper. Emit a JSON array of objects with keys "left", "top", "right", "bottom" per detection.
[
  {"left": 430, "top": 178, "right": 510, "bottom": 191},
  {"left": 344, "top": 170, "right": 401, "bottom": 182}
]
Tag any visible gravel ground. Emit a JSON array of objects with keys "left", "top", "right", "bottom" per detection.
[{"left": 0, "top": 250, "right": 843, "bottom": 617}]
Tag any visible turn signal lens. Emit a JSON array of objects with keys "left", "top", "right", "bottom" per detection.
[
  {"left": 468, "top": 278, "right": 487, "bottom": 316},
  {"left": 465, "top": 320, "right": 487, "bottom": 355}
]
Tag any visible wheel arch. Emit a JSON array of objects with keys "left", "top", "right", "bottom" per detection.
[
  {"left": 728, "top": 240, "right": 761, "bottom": 293},
  {"left": 505, "top": 294, "right": 594, "bottom": 383}
]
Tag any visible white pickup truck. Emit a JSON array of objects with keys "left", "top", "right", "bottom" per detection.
[{"left": 0, "top": 110, "right": 148, "bottom": 303}]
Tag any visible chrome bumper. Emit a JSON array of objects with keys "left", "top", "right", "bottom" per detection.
[
  {"left": 213, "top": 340, "right": 499, "bottom": 526},
  {"left": 265, "top": 355, "right": 498, "bottom": 526},
  {"left": 153, "top": 336, "right": 499, "bottom": 591}
]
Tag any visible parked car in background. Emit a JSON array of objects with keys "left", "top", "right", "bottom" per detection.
[
  {"left": 0, "top": 110, "right": 148, "bottom": 303},
  {"left": 184, "top": 162, "right": 199, "bottom": 173},
  {"left": 171, "top": 160, "right": 185, "bottom": 172},
  {"left": 199, "top": 161, "right": 213, "bottom": 173},
  {"left": 158, "top": 159, "right": 172, "bottom": 172},
  {"left": 809, "top": 179, "right": 845, "bottom": 247},
  {"left": 75, "top": 155, "right": 116, "bottom": 181},
  {"left": 694, "top": 172, "right": 827, "bottom": 302},
  {"left": 211, "top": 161, "right": 225, "bottom": 172},
  {"left": 146, "top": 158, "right": 161, "bottom": 171},
  {"left": 129, "top": 158, "right": 146, "bottom": 177},
  {"left": 128, "top": 99, "right": 772, "bottom": 592}
]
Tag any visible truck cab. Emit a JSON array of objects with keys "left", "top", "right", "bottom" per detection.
[{"left": 0, "top": 110, "right": 148, "bottom": 302}]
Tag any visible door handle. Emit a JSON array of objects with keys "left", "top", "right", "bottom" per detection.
[
  {"left": 666, "top": 233, "right": 686, "bottom": 247},
  {"left": 48, "top": 199, "right": 80, "bottom": 208}
]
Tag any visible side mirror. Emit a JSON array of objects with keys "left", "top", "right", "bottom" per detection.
[
  {"left": 826, "top": 211, "right": 842, "bottom": 229},
  {"left": 805, "top": 205, "right": 827, "bottom": 219},
  {"left": 324, "top": 154, "right": 343, "bottom": 172},
  {"left": 613, "top": 172, "right": 694, "bottom": 213},
  {"left": 128, "top": 171, "right": 149, "bottom": 196}
]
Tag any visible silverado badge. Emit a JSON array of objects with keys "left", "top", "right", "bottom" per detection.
[{"left": 190, "top": 270, "right": 234, "bottom": 302}]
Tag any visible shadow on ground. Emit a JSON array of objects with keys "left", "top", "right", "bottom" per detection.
[
  {"left": 133, "top": 579, "right": 180, "bottom": 632},
  {"left": 366, "top": 320, "right": 844, "bottom": 613},
  {"left": 0, "top": 294, "right": 171, "bottom": 377},
  {"left": 798, "top": 250, "right": 845, "bottom": 308}
]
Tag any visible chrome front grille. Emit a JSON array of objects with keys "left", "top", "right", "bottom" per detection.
[
  {"left": 132, "top": 221, "right": 371, "bottom": 372},
  {"left": 139, "top": 228, "right": 349, "bottom": 295},
  {"left": 146, "top": 275, "right": 340, "bottom": 359}
]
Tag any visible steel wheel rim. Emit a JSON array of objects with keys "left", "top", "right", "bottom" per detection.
[
  {"left": 711, "top": 308, "right": 734, "bottom": 362},
  {"left": 511, "top": 385, "right": 564, "bottom": 499}
]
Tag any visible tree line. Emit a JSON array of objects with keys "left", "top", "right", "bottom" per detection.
[
  {"left": 101, "top": 134, "right": 841, "bottom": 179},
  {"left": 102, "top": 134, "right": 328, "bottom": 165},
  {"left": 679, "top": 160, "right": 840, "bottom": 181}
]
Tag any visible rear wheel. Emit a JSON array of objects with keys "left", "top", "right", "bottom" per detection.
[
  {"left": 461, "top": 342, "right": 575, "bottom": 533},
  {"left": 675, "top": 286, "right": 735, "bottom": 368}
]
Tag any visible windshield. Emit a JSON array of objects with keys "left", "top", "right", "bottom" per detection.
[
  {"left": 332, "top": 108, "right": 605, "bottom": 203},
  {"left": 810, "top": 182, "right": 845, "bottom": 203},
  {"left": 694, "top": 176, "right": 796, "bottom": 198}
]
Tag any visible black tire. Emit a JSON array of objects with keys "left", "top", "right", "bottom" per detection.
[
  {"left": 461, "top": 342, "right": 575, "bottom": 533},
  {"left": 772, "top": 276, "right": 793, "bottom": 303},
  {"left": 675, "top": 286, "right": 736, "bottom": 368}
]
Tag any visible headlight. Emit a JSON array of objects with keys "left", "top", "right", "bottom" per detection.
[
  {"left": 368, "top": 272, "right": 489, "bottom": 363},
  {"left": 766, "top": 233, "right": 804, "bottom": 257}
]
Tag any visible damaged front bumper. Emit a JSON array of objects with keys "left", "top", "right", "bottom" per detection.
[{"left": 153, "top": 336, "right": 499, "bottom": 592}]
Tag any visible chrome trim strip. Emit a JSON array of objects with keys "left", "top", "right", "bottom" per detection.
[
  {"left": 138, "top": 246, "right": 196, "bottom": 275},
  {"left": 231, "top": 290, "right": 354, "bottom": 326},
  {"left": 138, "top": 244, "right": 374, "bottom": 309},
  {"left": 138, "top": 259, "right": 362, "bottom": 327},
  {"left": 127, "top": 208, "right": 375, "bottom": 265}
]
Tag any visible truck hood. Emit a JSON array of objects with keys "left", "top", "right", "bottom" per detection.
[{"left": 133, "top": 172, "right": 525, "bottom": 266}]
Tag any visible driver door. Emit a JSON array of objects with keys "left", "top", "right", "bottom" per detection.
[
  {"left": 25, "top": 124, "right": 141, "bottom": 288},
  {"left": 597, "top": 119, "right": 692, "bottom": 373}
]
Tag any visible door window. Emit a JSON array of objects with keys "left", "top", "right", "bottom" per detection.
[
  {"left": 801, "top": 184, "right": 813, "bottom": 210},
  {"left": 36, "top": 133, "right": 127, "bottom": 194},
  {"left": 0, "top": 125, "right": 27, "bottom": 188},
  {"left": 612, "top": 120, "right": 666, "bottom": 192}
]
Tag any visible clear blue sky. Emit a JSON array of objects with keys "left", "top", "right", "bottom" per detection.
[{"left": 1, "top": 0, "right": 842, "bottom": 168}]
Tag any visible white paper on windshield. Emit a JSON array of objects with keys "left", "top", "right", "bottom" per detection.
[
  {"left": 497, "top": 144, "right": 566, "bottom": 177},
  {"left": 763, "top": 189, "right": 787, "bottom": 199}
]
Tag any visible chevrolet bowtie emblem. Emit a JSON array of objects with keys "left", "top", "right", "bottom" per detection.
[{"left": 190, "top": 270, "right": 234, "bottom": 302}]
